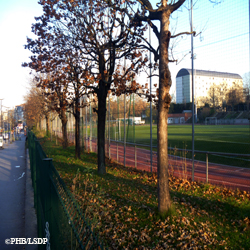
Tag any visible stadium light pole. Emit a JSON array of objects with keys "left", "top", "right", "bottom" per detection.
[
  {"left": 249, "top": 0, "right": 250, "bottom": 140},
  {"left": 149, "top": 25, "right": 153, "bottom": 173},
  {"left": 124, "top": 93, "right": 126, "bottom": 167},
  {"left": 191, "top": 0, "right": 195, "bottom": 182}
]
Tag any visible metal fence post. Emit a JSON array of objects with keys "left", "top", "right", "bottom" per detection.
[
  {"left": 43, "top": 158, "right": 53, "bottom": 228},
  {"left": 117, "top": 141, "right": 118, "bottom": 162},
  {"left": 124, "top": 94, "right": 126, "bottom": 167},
  {"left": 28, "top": 132, "right": 104, "bottom": 249},
  {"left": 206, "top": 153, "right": 208, "bottom": 183},
  {"left": 135, "top": 145, "right": 137, "bottom": 169}
]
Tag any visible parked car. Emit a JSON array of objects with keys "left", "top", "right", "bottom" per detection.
[
  {"left": 3, "top": 133, "right": 9, "bottom": 140},
  {"left": 0, "top": 136, "right": 3, "bottom": 148}
]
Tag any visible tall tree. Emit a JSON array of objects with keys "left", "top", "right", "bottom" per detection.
[
  {"left": 133, "top": 0, "right": 222, "bottom": 215},
  {"left": 24, "top": 78, "right": 52, "bottom": 131},
  {"left": 38, "top": 74, "right": 70, "bottom": 149},
  {"left": 23, "top": 10, "right": 90, "bottom": 155},
  {"left": 23, "top": 46, "right": 71, "bottom": 149},
  {"left": 226, "top": 81, "right": 244, "bottom": 111},
  {"left": 207, "top": 83, "right": 219, "bottom": 108},
  {"left": 27, "top": 0, "right": 146, "bottom": 172},
  {"left": 131, "top": 0, "right": 191, "bottom": 215},
  {"left": 243, "top": 73, "right": 250, "bottom": 111}
]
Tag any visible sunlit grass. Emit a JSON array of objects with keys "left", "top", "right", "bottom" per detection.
[{"left": 39, "top": 136, "right": 250, "bottom": 249}]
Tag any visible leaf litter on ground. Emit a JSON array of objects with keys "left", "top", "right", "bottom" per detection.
[{"left": 40, "top": 137, "right": 250, "bottom": 249}]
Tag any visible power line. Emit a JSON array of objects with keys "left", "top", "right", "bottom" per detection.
[{"left": 175, "top": 32, "right": 249, "bottom": 55}]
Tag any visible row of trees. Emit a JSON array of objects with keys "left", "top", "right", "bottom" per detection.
[
  {"left": 23, "top": 0, "right": 222, "bottom": 215},
  {"left": 24, "top": 79, "right": 56, "bottom": 133},
  {"left": 197, "top": 80, "right": 250, "bottom": 111}
]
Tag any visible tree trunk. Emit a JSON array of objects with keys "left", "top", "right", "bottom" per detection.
[
  {"left": 60, "top": 109, "right": 68, "bottom": 149},
  {"left": 157, "top": 9, "right": 172, "bottom": 215},
  {"left": 45, "top": 114, "right": 50, "bottom": 136},
  {"left": 97, "top": 82, "right": 107, "bottom": 175},
  {"left": 75, "top": 105, "right": 81, "bottom": 159}
]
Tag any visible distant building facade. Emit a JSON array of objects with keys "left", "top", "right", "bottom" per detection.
[
  {"left": 176, "top": 68, "right": 243, "bottom": 107},
  {"left": 168, "top": 111, "right": 192, "bottom": 124},
  {"left": 14, "top": 105, "right": 24, "bottom": 123}
]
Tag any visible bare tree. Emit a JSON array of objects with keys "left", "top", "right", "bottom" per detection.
[
  {"left": 24, "top": 78, "right": 53, "bottom": 132},
  {"left": 226, "top": 81, "right": 244, "bottom": 111},
  {"left": 243, "top": 73, "right": 250, "bottom": 111},
  {"left": 25, "top": 0, "right": 147, "bottom": 170},
  {"left": 132, "top": 0, "right": 222, "bottom": 215},
  {"left": 131, "top": 0, "right": 191, "bottom": 215}
]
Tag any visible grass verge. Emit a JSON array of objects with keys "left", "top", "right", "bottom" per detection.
[{"left": 39, "top": 135, "right": 250, "bottom": 249}]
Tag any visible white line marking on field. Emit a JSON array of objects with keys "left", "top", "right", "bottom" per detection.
[
  {"left": 211, "top": 154, "right": 250, "bottom": 162},
  {"left": 196, "top": 138, "right": 250, "bottom": 145},
  {"left": 234, "top": 168, "right": 247, "bottom": 172}
]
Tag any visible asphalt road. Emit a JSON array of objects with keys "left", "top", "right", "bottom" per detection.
[{"left": 0, "top": 134, "right": 37, "bottom": 250}]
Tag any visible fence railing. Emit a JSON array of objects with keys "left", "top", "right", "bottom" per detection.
[
  {"left": 82, "top": 135, "right": 250, "bottom": 191},
  {"left": 28, "top": 131, "right": 104, "bottom": 250},
  {"left": 52, "top": 128, "right": 250, "bottom": 190}
]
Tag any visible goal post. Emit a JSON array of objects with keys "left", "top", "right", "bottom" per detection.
[{"left": 205, "top": 117, "right": 217, "bottom": 125}]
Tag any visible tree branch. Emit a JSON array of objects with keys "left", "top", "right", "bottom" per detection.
[
  {"left": 171, "top": 31, "right": 196, "bottom": 38},
  {"left": 169, "top": 0, "right": 186, "bottom": 13}
]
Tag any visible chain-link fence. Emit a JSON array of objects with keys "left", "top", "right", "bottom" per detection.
[
  {"left": 28, "top": 131, "right": 104, "bottom": 250},
  {"left": 46, "top": 89, "right": 250, "bottom": 191},
  {"left": 40, "top": 0, "right": 250, "bottom": 190}
]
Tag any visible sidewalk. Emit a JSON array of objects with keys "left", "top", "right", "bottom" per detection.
[
  {"left": 0, "top": 134, "right": 37, "bottom": 249},
  {"left": 25, "top": 145, "right": 38, "bottom": 250}
]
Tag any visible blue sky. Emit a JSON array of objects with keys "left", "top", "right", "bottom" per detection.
[
  {"left": 169, "top": 0, "right": 249, "bottom": 98},
  {"left": 0, "top": 0, "right": 43, "bottom": 109},
  {"left": 152, "top": 0, "right": 249, "bottom": 99},
  {"left": 0, "top": 0, "right": 249, "bottom": 109}
]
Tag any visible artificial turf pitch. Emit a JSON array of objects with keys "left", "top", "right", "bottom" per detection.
[{"left": 106, "top": 124, "right": 250, "bottom": 168}]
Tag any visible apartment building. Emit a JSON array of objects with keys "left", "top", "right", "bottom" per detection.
[{"left": 176, "top": 68, "right": 243, "bottom": 107}]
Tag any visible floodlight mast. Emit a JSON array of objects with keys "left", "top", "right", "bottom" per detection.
[
  {"left": 149, "top": 25, "right": 153, "bottom": 173},
  {"left": 249, "top": 0, "right": 250, "bottom": 141},
  {"left": 191, "top": 0, "right": 195, "bottom": 182}
]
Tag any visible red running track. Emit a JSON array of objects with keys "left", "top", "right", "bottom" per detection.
[{"left": 66, "top": 133, "right": 250, "bottom": 192}]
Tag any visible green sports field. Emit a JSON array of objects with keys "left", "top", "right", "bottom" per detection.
[{"left": 106, "top": 124, "right": 250, "bottom": 168}]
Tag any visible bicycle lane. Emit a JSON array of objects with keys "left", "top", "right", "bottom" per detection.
[{"left": 0, "top": 134, "right": 37, "bottom": 249}]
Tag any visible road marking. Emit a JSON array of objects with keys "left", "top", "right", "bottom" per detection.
[{"left": 14, "top": 172, "right": 25, "bottom": 181}]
